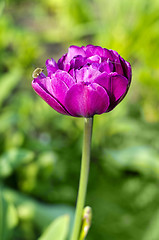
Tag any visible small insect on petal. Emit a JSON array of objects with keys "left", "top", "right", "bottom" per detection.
[{"left": 32, "top": 68, "right": 44, "bottom": 78}]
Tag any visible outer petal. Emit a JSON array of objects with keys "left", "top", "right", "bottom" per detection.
[
  {"left": 32, "top": 79, "right": 70, "bottom": 115},
  {"left": 75, "top": 66, "right": 101, "bottom": 83},
  {"left": 102, "top": 48, "right": 114, "bottom": 60},
  {"left": 111, "top": 51, "right": 124, "bottom": 75},
  {"left": 109, "top": 49, "right": 119, "bottom": 59},
  {"left": 120, "top": 57, "right": 132, "bottom": 82},
  {"left": 108, "top": 73, "right": 129, "bottom": 102},
  {"left": 65, "top": 82, "right": 110, "bottom": 117},
  {"left": 44, "top": 71, "right": 75, "bottom": 106},
  {"left": 45, "top": 76, "right": 69, "bottom": 106},
  {"left": 94, "top": 72, "right": 129, "bottom": 102}
]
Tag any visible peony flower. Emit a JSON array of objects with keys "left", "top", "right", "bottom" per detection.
[{"left": 32, "top": 45, "right": 131, "bottom": 117}]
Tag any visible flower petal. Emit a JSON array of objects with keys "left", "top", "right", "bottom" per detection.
[
  {"left": 75, "top": 66, "right": 101, "bottom": 83},
  {"left": 108, "top": 73, "right": 129, "bottom": 101},
  {"left": 93, "top": 72, "right": 110, "bottom": 88},
  {"left": 87, "top": 55, "right": 101, "bottom": 64},
  {"left": 66, "top": 45, "right": 86, "bottom": 62},
  {"left": 102, "top": 48, "right": 114, "bottom": 60},
  {"left": 44, "top": 71, "right": 75, "bottom": 106},
  {"left": 57, "top": 46, "right": 86, "bottom": 72},
  {"left": 120, "top": 57, "right": 132, "bottom": 82},
  {"left": 94, "top": 72, "right": 129, "bottom": 102},
  {"left": 65, "top": 82, "right": 110, "bottom": 117},
  {"left": 69, "top": 68, "right": 76, "bottom": 78},
  {"left": 85, "top": 45, "right": 104, "bottom": 57},
  {"left": 32, "top": 79, "right": 70, "bottom": 115},
  {"left": 99, "top": 59, "right": 114, "bottom": 73},
  {"left": 46, "top": 58, "right": 58, "bottom": 74},
  {"left": 45, "top": 76, "right": 69, "bottom": 106},
  {"left": 58, "top": 54, "right": 67, "bottom": 70},
  {"left": 70, "top": 55, "right": 86, "bottom": 70},
  {"left": 54, "top": 70, "right": 75, "bottom": 87}
]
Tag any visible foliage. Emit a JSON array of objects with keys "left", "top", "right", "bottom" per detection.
[
  {"left": 0, "top": 0, "right": 159, "bottom": 239},
  {"left": 39, "top": 215, "right": 70, "bottom": 240}
]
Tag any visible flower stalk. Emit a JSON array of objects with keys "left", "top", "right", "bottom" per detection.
[{"left": 70, "top": 117, "right": 93, "bottom": 240}]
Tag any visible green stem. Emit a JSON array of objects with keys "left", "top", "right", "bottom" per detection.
[{"left": 70, "top": 117, "right": 93, "bottom": 240}]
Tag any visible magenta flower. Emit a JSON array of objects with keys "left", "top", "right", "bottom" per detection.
[{"left": 32, "top": 45, "right": 131, "bottom": 117}]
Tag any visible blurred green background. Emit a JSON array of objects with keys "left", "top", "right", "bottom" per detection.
[{"left": 1, "top": 0, "right": 159, "bottom": 239}]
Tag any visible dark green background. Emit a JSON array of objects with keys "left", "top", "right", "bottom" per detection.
[{"left": 1, "top": 0, "right": 159, "bottom": 239}]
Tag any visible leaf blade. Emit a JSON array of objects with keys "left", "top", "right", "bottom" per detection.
[{"left": 39, "top": 215, "right": 70, "bottom": 240}]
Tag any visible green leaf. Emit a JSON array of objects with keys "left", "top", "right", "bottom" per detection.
[
  {"left": 39, "top": 215, "right": 70, "bottom": 240},
  {"left": 0, "top": 148, "right": 34, "bottom": 178},
  {"left": 0, "top": 186, "right": 7, "bottom": 240},
  {"left": 4, "top": 187, "right": 74, "bottom": 234},
  {"left": 0, "top": 112, "right": 18, "bottom": 134},
  {"left": 103, "top": 146, "right": 159, "bottom": 177},
  {"left": 142, "top": 209, "right": 159, "bottom": 240},
  {"left": 0, "top": 0, "right": 5, "bottom": 15},
  {"left": 0, "top": 68, "right": 22, "bottom": 107},
  {"left": 0, "top": 186, "right": 18, "bottom": 240}
]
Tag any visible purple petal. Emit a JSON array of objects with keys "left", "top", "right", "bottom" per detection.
[
  {"left": 85, "top": 45, "right": 104, "bottom": 57},
  {"left": 99, "top": 59, "right": 114, "bottom": 73},
  {"left": 109, "top": 49, "right": 119, "bottom": 59},
  {"left": 54, "top": 70, "right": 75, "bottom": 87},
  {"left": 108, "top": 73, "right": 129, "bottom": 101},
  {"left": 32, "top": 77, "right": 46, "bottom": 90},
  {"left": 65, "top": 82, "right": 110, "bottom": 117},
  {"left": 75, "top": 66, "right": 101, "bottom": 83},
  {"left": 32, "top": 79, "right": 70, "bottom": 115},
  {"left": 70, "top": 55, "right": 86, "bottom": 70},
  {"left": 87, "top": 55, "right": 101, "bottom": 64},
  {"left": 120, "top": 57, "right": 132, "bottom": 82},
  {"left": 45, "top": 76, "right": 69, "bottom": 106},
  {"left": 93, "top": 72, "right": 110, "bottom": 88},
  {"left": 44, "top": 70, "right": 75, "bottom": 106},
  {"left": 66, "top": 45, "right": 86, "bottom": 63},
  {"left": 110, "top": 51, "right": 124, "bottom": 75},
  {"left": 94, "top": 72, "right": 129, "bottom": 102},
  {"left": 69, "top": 68, "right": 76, "bottom": 78},
  {"left": 46, "top": 58, "right": 58, "bottom": 74},
  {"left": 89, "top": 62, "right": 100, "bottom": 70},
  {"left": 102, "top": 48, "right": 114, "bottom": 60},
  {"left": 60, "top": 46, "right": 86, "bottom": 72},
  {"left": 57, "top": 54, "right": 67, "bottom": 70},
  {"left": 114, "top": 59, "right": 124, "bottom": 75}
]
